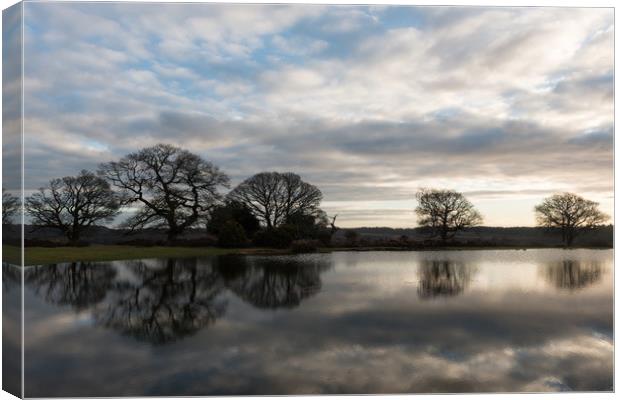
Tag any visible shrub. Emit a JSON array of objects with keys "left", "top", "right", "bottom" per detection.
[
  {"left": 218, "top": 221, "right": 248, "bottom": 248},
  {"left": 208, "top": 202, "right": 260, "bottom": 238},
  {"left": 291, "top": 239, "right": 320, "bottom": 253},
  {"left": 344, "top": 230, "right": 359, "bottom": 245},
  {"left": 315, "top": 229, "right": 333, "bottom": 246},
  {"left": 169, "top": 237, "right": 219, "bottom": 247},
  {"left": 119, "top": 238, "right": 165, "bottom": 247},
  {"left": 253, "top": 226, "right": 295, "bottom": 248}
]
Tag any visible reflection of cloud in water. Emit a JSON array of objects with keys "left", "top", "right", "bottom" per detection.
[
  {"left": 2, "top": 263, "right": 22, "bottom": 397},
  {"left": 235, "top": 334, "right": 612, "bottom": 394},
  {"left": 21, "top": 250, "right": 613, "bottom": 395}
]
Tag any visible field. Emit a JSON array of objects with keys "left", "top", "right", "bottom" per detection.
[{"left": 1, "top": 245, "right": 278, "bottom": 266}]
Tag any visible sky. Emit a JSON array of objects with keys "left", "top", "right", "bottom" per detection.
[{"left": 10, "top": 3, "right": 615, "bottom": 228}]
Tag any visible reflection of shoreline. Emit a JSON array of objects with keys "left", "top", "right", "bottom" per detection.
[
  {"left": 542, "top": 260, "right": 603, "bottom": 291},
  {"left": 4, "top": 245, "right": 613, "bottom": 267},
  {"left": 417, "top": 260, "right": 477, "bottom": 299},
  {"left": 24, "top": 256, "right": 332, "bottom": 344}
]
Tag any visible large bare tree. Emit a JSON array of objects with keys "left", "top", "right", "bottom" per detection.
[
  {"left": 25, "top": 170, "right": 120, "bottom": 244},
  {"left": 535, "top": 192, "right": 609, "bottom": 247},
  {"left": 2, "top": 188, "right": 19, "bottom": 225},
  {"left": 415, "top": 188, "right": 482, "bottom": 243},
  {"left": 227, "top": 172, "right": 322, "bottom": 228},
  {"left": 100, "top": 144, "right": 229, "bottom": 241}
]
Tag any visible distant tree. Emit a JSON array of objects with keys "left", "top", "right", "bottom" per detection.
[
  {"left": 25, "top": 170, "right": 120, "bottom": 244},
  {"left": 207, "top": 201, "right": 260, "bottom": 238},
  {"left": 227, "top": 172, "right": 322, "bottom": 228},
  {"left": 2, "top": 188, "right": 19, "bottom": 225},
  {"left": 415, "top": 188, "right": 482, "bottom": 243},
  {"left": 535, "top": 192, "right": 609, "bottom": 247},
  {"left": 100, "top": 144, "right": 229, "bottom": 241}
]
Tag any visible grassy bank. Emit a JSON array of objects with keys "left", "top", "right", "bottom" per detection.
[
  {"left": 3, "top": 244, "right": 612, "bottom": 266},
  {"left": 2, "top": 245, "right": 292, "bottom": 266}
]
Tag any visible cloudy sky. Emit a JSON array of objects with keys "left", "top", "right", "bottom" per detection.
[{"left": 15, "top": 3, "right": 614, "bottom": 227}]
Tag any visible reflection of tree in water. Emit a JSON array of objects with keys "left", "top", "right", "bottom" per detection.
[
  {"left": 216, "top": 256, "right": 331, "bottom": 309},
  {"left": 25, "top": 262, "right": 117, "bottom": 310},
  {"left": 22, "top": 255, "right": 332, "bottom": 344},
  {"left": 544, "top": 260, "right": 602, "bottom": 290},
  {"left": 417, "top": 260, "right": 476, "bottom": 299},
  {"left": 2, "top": 263, "right": 21, "bottom": 293},
  {"left": 94, "top": 258, "right": 227, "bottom": 345}
]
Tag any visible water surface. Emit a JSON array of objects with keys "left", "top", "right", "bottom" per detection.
[{"left": 14, "top": 249, "right": 613, "bottom": 396}]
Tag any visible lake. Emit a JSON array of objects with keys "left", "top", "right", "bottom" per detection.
[{"left": 3, "top": 249, "right": 613, "bottom": 396}]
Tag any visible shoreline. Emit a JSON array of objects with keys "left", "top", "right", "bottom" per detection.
[{"left": 2, "top": 244, "right": 613, "bottom": 267}]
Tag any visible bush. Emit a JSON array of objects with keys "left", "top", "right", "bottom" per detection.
[
  {"left": 291, "top": 239, "right": 320, "bottom": 253},
  {"left": 170, "top": 237, "right": 219, "bottom": 247},
  {"left": 253, "top": 226, "right": 295, "bottom": 248},
  {"left": 314, "top": 229, "right": 333, "bottom": 246},
  {"left": 218, "top": 221, "right": 248, "bottom": 248},
  {"left": 207, "top": 202, "right": 260, "bottom": 238},
  {"left": 119, "top": 238, "right": 165, "bottom": 247},
  {"left": 344, "top": 230, "right": 359, "bottom": 245}
]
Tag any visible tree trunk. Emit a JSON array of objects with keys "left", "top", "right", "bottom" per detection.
[{"left": 440, "top": 226, "right": 448, "bottom": 244}]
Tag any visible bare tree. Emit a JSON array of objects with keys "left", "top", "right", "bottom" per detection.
[
  {"left": 227, "top": 172, "right": 322, "bottom": 228},
  {"left": 2, "top": 188, "right": 19, "bottom": 225},
  {"left": 415, "top": 188, "right": 482, "bottom": 243},
  {"left": 535, "top": 192, "right": 609, "bottom": 247},
  {"left": 328, "top": 214, "right": 339, "bottom": 242},
  {"left": 100, "top": 144, "right": 229, "bottom": 241},
  {"left": 25, "top": 170, "right": 120, "bottom": 244}
]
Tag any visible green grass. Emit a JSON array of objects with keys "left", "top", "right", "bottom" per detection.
[{"left": 2, "top": 245, "right": 249, "bottom": 266}]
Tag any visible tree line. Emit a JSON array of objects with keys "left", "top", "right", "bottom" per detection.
[{"left": 1, "top": 143, "right": 610, "bottom": 248}]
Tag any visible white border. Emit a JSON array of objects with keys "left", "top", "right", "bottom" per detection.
[{"left": 0, "top": 1, "right": 617, "bottom": 400}]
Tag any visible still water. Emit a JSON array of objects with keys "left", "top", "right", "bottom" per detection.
[{"left": 6, "top": 249, "right": 614, "bottom": 396}]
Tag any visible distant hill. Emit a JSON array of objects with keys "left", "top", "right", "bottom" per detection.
[{"left": 335, "top": 225, "right": 613, "bottom": 248}]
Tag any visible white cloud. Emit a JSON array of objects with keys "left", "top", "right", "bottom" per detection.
[{"left": 19, "top": 4, "right": 614, "bottom": 226}]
